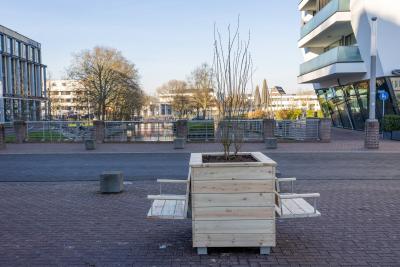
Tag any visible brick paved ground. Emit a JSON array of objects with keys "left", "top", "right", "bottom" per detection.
[{"left": 1, "top": 180, "right": 399, "bottom": 266}]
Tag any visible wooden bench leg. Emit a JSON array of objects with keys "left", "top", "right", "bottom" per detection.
[
  {"left": 197, "top": 247, "right": 208, "bottom": 255},
  {"left": 260, "top": 246, "right": 271, "bottom": 255}
]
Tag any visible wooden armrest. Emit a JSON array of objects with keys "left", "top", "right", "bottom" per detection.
[
  {"left": 276, "top": 177, "right": 296, "bottom": 183},
  {"left": 279, "top": 193, "right": 320, "bottom": 199},
  {"left": 157, "top": 179, "right": 188, "bottom": 184},
  {"left": 147, "top": 195, "right": 187, "bottom": 200}
]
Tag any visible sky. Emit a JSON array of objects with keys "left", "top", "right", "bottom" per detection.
[{"left": 1, "top": 0, "right": 312, "bottom": 95}]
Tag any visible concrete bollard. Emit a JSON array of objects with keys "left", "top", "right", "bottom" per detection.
[
  {"left": 175, "top": 119, "right": 188, "bottom": 139},
  {"left": 13, "top": 120, "right": 27, "bottom": 144},
  {"left": 0, "top": 124, "right": 5, "bottom": 149},
  {"left": 265, "top": 137, "right": 277, "bottom": 149},
  {"left": 84, "top": 139, "right": 96, "bottom": 150},
  {"left": 174, "top": 137, "right": 186, "bottom": 149},
  {"left": 263, "top": 119, "right": 275, "bottom": 139},
  {"left": 100, "top": 171, "right": 124, "bottom": 193},
  {"left": 319, "top": 118, "right": 331, "bottom": 143}
]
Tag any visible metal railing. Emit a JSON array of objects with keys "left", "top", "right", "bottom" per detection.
[
  {"left": 187, "top": 120, "right": 215, "bottom": 141},
  {"left": 275, "top": 119, "right": 320, "bottom": 141},
  {"left": 104, "top": 121, "right": 174, "bottom": 142},
  {"left": 2, "top": 118, "right": 322, "bottom": 143},
  {"left": 3, "top": 122, "right": 16, "bottom": 143},
  {"left": 25, "top": 121, "right": 95, "bottom": 142}
]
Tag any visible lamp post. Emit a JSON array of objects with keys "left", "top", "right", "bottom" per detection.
[{"left": 365, "top": 17, "right": 380, "bottom": 149}]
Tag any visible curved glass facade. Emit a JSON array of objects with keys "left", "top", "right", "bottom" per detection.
[{"left": 316, "top": 78, "right": 399, "bottom": 130}]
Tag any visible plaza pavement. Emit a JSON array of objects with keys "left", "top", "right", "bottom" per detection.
[{"left": 0, "top": 128, "right": 400, "bottom": 266}]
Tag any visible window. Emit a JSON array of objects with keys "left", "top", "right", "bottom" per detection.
[
  {"left": 51, "top": 82, "right": 57, "bottom": 86},
  {"left": 0, "top": 34, "right": 3, "bottom": 52},
  {"left": 15, "top": 42, "right": 20, "bottom": 57},
  {"left": 6, "top": 37, "right": 12, "bottom": 54},
  {"left": 61, "top": 91, "right": 71, "bottom": 95},
  {"left": 62, "top": 82, "right": 67, "bottom": 86}
]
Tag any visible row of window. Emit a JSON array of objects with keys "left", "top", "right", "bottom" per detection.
[
  {"left": 0, "top": 34, "right": 41, "bottom": 63},
  {"left": 1, "top": 56, "right": 45, "bottom": 97},
  {"left": 51, "top": 82, "right": 68, "bottom": 87}
]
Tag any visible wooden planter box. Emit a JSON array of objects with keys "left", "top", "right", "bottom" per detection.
[{"left": 189, "top": 152, "right": 277, "bottom": 255}]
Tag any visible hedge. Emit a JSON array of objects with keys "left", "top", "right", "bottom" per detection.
[{"left": 382, "top": 115, "right": 400, "bottom": 132}]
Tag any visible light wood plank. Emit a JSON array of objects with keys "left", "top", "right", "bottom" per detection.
[
  {"left": 293, "top": 198, "right": 315, "bottom": 214},
  {"left": 282, "top": 198, "right": 305, "bottom": 215},
  {"left": 191, "top": 166, "right": 274, "bottom": 181},
  {"left": 161, "top": 200, "right": 178, "bottom": 217},
  {"left": 147, "top": 195, "right": 186, "bottom": 200},
  {"left": 147, "top": 199, "right": 165, "bottom": 217},
  {"left": 194, "top": 220, "right": 275, "bottom": 234},
  {"left": 192, "top": 180, "right": 274, "bottom": 194},
  {"left": 193, "top": 233, "right": 275, "bottom": 247},
  {"left": 192, "top": 193, "right": 275, "bottom": 208},
  {"left": 174, "top": 200, "right": 185, "bottom": 218},
  {"left": 193, "top": 207, "right": 275, "bottom": 220}
]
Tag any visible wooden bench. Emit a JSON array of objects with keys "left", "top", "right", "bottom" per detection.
[
  {"left": 147, "top": 170, "right": 191, "bottom": 220},
  {"left": 275, "top": 178, "right": 321, "bottom": 219}
]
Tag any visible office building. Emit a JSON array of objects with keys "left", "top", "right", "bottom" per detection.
[{"left": 0, "top": 25, "right": 47, "bottom": 122}]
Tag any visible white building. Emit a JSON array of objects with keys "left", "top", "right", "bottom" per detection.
[
  {"left": 47, "top": 80, "right": 90, "bottom": 119},
  {"left": 298, "top": 0, "right": 400, "bottom": 130},
  {"left": 269, "top": 87, "right": 320, "bottom": 112}
]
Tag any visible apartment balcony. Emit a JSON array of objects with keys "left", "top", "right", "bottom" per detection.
[
  {"left": 298, "top": 46, "right": 366, "bottom": 84},
  {"left": 298, "top": 0, "right": 317, "bottom": 11},
  {"left": 299, "top": 0, "right": 352, "bottom": 48}
]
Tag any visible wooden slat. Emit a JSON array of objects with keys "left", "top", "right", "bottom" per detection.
[
  {"left": 174, "top": 200, "right": 185, "bottom": 218},
  {"left": 147, "top": 199, "right": 165, "bottom": 217},
  {"left": 192, "top": 180, "right": 274, "bottom": 194},
  {"left": 192, "top": 193, "right": 274, "bottom": 208},
  {"left": 193, "top": 207, "right": 275, "bottom": 220},
  {"left": 147, "top": 195, "right": 186, "bottom": 200},
  {"left": 282, "top": 199, "right": 305, "bottom": 215},
  {"left": 161, "top": 200, "right": 178, "bottom": 217},
  {"left": 193, "top": 233, "right": 275, "bottom": 247},
  {"left": 194, "top": 220, "right": 275, "bottom": 234},
  {"left": 293, "top": 198, "right": 315, "bottom": 214},
  {"left": 157, "top": 179, "right": 188, "bottom": 184},
  {"left": 279, "top": 198, "right": 321, "bottom": 218},
  {"left": 191, "top": 166, "right": 274, "bottom": 181}
]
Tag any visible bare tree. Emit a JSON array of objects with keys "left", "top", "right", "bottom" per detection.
[
  {"left": 189, "top": 63, "right": 215, "bottom": 119},
  {"left": 68, "top": 46, "right": 143, "bottom": 120},
  {"left": 213, "top": 18, "right": 253, "bottom": 159}
]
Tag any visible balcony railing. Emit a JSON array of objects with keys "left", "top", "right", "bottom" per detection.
[
  {"left": 300, "top": 0, "right": 350, "bottom": 39},
  {"left": 300, "top": 46, "right": 363, "bottom": 76}
]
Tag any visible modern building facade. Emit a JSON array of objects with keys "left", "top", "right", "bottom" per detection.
[
  {"left": 298, "top": 0, "right": 400, "bottom": 130},
  {"left": 0, "top": 25, "right": 47, "bottom": 123}
]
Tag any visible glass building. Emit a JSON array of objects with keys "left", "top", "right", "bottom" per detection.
[
  {"left": 298, "top": 0, "right": 400, "bottom": 131},
  {"left": 316, "top": 78, "right": 400, "bottom": 130},
  {"left": 0, "top": 25, "right": 47, "bottom": 123}
]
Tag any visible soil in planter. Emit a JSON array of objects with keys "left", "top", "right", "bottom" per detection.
[{"left": 202, "top": 154, "right": 258, "bottom": 163}]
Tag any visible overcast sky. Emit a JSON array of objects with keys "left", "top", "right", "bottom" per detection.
[{"left": 2, "top": 0, "right": 312, "bottom": 94}]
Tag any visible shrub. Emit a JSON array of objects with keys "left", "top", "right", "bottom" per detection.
[
  {"left": 247, "top": 110, "right": 268, "bottom": 119},
  {"left": 382, "top": 115, "right": 400, "bottom": 132}
]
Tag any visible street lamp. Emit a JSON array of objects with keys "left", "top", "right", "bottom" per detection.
[{"left": 365, "top": 16, "right": 380, "bottom": 149}]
